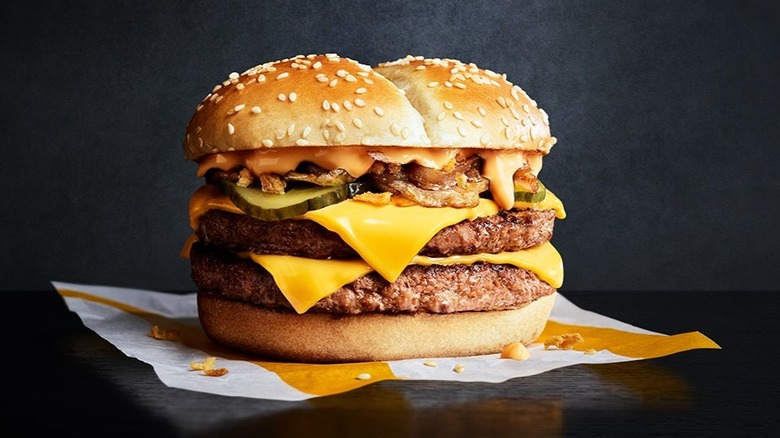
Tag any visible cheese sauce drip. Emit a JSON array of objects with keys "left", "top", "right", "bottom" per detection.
[{"left": 196, "top": 146, "right": 544, "bottom": 210}]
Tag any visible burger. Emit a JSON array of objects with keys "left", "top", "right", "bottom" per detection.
[{"left": 180, "top": 53, "right": 565, "bottom": 363}]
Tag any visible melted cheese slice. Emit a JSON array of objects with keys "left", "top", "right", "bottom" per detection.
[
  {"left": 303, "top": 199, "right": 499, "bottom": 282},
  {"left": 249, "top": 242, "right": 563, "bottom": 314}
]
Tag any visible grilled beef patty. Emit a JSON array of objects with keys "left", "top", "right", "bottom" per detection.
[
  {"left": 190, "top": 243, "right": 556, "bottom": 315},
  {"left": 195, "top": 208, "right": 556, "bottom": 259}
]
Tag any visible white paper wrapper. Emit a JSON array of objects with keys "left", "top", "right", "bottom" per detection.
[{"left": 53, "top": 281, "right": 719, "bottom": 401}]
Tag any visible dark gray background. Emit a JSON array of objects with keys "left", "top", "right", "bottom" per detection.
[{"left": 2, "top": 0, "right": 778, "bottom": 292}]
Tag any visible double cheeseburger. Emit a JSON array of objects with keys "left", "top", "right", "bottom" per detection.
[{"left": 181, "top": 54, "right": 565, "bottom": 363}]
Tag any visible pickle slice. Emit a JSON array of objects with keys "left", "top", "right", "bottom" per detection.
[
  {"left": 221, "top": 181, "right": 368, "bottom": 221},
  {"left": 514, "top": 180, "right": 547, "bottom": 203}
]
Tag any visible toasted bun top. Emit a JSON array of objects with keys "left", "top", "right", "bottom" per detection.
[
  {"left": 183, "top": 54, "right": 431, "bottom": 160},
  {"left": 375, "top": 55, "right": 556, "bottom": 152},
  {"left": 183, "top": 54, "right": 555, "bottom": 160}
]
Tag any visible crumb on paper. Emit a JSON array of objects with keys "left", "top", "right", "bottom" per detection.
[
  {"left": 500, "top": 342, "right": 531, "bottom": 361},
  {"left": 423, "top": 360, "right": 438, "bottom": 368},
  {"left": 453, "top": 364, "right": 465, "bottom": 373},
  {"left": 356, "top": 373, "right": 372, "bottom": 380},
  {"left": 584, "top": 348, "right": 598, "bottom": 355},
  {"left": 544, "top": 333, "right": 584, "bottom": 350},
  {"left": 353, "top": 191, "right": 392, "bottom": 205},
  {"left": 147, "top": 324, "right": 180, "bottom": 341},
  {"left": 190, "top": 356, "right": 229, "bottom": 377}
]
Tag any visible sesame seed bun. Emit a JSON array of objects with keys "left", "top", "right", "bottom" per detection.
[
  {"left": 375, "top": 55, "right": 556, "bottom": 152},
  {"left": 198, "top": 291, "right": 556, "bottom": 363},
  {"left": 183, "top": 54, "right": 556, "bottom": 161},
  {"left": 183, "top": 54, "right": 431, "bottom": 160}
]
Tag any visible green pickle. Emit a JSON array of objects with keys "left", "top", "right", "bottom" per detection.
[
  {"left": 221, "top": 180, "right": 368, "bottom": 221},
  {"left": 514, "top": 180, "right": 547, "bottom": 203}
]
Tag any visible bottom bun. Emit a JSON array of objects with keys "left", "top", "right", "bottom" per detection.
[{"left": 198, "top": 292, "right": 557, "bottom": 363}]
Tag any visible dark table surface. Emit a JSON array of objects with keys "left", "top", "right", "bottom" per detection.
[{"left": 8, "top": 289, "right": 777, "bottom": 437}]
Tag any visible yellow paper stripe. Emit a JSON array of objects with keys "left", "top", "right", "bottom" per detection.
[
  {"left": 259, "top": 361, "right": 397, "bottom": 396},
  {"left": 56, "top": 288, "right": 397, "bottom": 396},
  {"left": 539, "top": 320, "right": 721, "bottom": 359}
]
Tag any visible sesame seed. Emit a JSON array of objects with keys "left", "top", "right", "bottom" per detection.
[
  {"left": 312, "top": 61, "right": 322, "bottom": 69},
  {"left": 257, "top": 74, "right": 266, "bottom": 83},
  {"left": 445, "top": 81, "right": 453, "bottom": 87},
  {"left": 453, "top": 111, "right": 464, "bottom": 120},
  {"left": 457, "top": 125, "right": 467, "bottom": 137},
  {"left": 322, "top": 100, "right": 331, "bottom": 111},
  {"left": 197, "top": 137, "right": 203, "bottom": 147},
  {"left": 236, "top": 83, "right": 245, "bottom": 91},
  {"left": 233, "top": 104, "right": 245, "bottom": 112},
  {"left": 364, "top": 78, "right": 374, "bottom": 85},
  {"left": 276, "top": 72, "right": 289, "bottom": 80},
  {"left": 262, "top": 139, "right": 273, "bottom": 147},
  {"left": 335, "top": 131, "right": 346, "bottom": 142},
  {"left": 423, "top": 361, "right": 438, "bottom": 368},
  {"left": 415, "top": 65, "right": 426, "bottom": 71},
  {"left": 316, "top": 75, "right": 329, "bottom": 83},
  {"left": 227, "top": 123, "right": 235, "bottom": 135},
  {"left": 251, "top": 106, "right": 262, "bottom": 114},
  {"left": 336, "top": 69, "right": 347, "bottom": 77},
  {"left": 511, "top": 107, "right": 522, "bottom": 120},
  {"left": 390, "top": 122, "right": 400, "bottom": 136},
  {"left": 355, "top": 87, "right": 367, "bottom": 94},
  {"left": 401, "top": 127, "right": 409, "bottom": 140},
  {"left": 289, "top": 92, "right": 297, "bottom": 102},
  {"left": 228, "top": 72, "right": 239, "bottom": 80},
  {"left": 343, "top": 100, "right": 353, "bottom": 111},
  {"left": 453, "top": 364, "right": 465, "bottom": 373},
  {"left": 287, "top": 123, "right": 295, "bottom": 136},
  {"left": 354, "top": 98, "right": 366, "bottom": 107},
  {"left": 196, "top": 104, "right": 204, "bottom": 112},
  {"left": 428, "top": 81, "right": 439, "bottom": 88},
  {"left": 296, "top": 139, "right": 309, "bottom": 146},
  {"left": 335, "top": 121, "right": 345, "bottom": 132},
  {"left": 497, "top": 96, "right": 507, "bottom": 108},
  {"left": 454, "top": 82, "right": 467, "bottom": 89},
  {"left": 374, "top": 106, "right": 384, "bottom": 116},
  {"left": 478, "top": 106, "right": 487, "bottom": 116},
  {"left": 212, "top": 84, "right": 222, "bottom": 92},
  {"left": 471, "top": 119, "right": 484, "bottom": 128},
  {"left": 329, "top": 78, "right": 339, "bottom": 87},
  {"left": 323, "top": 129, "right": 330, "bottom": 140},
  {"left": 437, "top": 111, "right": 446, "bottom": 121},
  {"left": 302, "top": 126, "right": 312, "bottom": 138},
  {"left": 356, "top": 373, "right": 371, "bottom": 380},
  {"left": 331, "top": 102, "right": 340, "bottom": 112},
  {"left": 520, "top": 134, "right": 530, "bottom": 142},
  {"left": 480, "top": 134, "right": 490, "bottom": 145},
  {"left": 353, "top": 117, "right": 363, "bottom": 128},
  {"left": 278, "top": 93, "right": 287, "bottom": 101},
  {"left": 357, "top": 71, "right": 369, "bottom": 77},
  {"left": 444, "top": 101, "right": 453, "bottom": 110},
  {"left": 522, "top": 104, "right": 531, "bottom": 113},
  {"left": 345, "top": 74, "right": 357, "bottom": 82}
]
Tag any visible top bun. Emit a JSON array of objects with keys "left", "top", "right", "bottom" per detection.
[
  {"left": 183, "top": 54, "right": 431, "bottom": 160},
  {"left": 375, "top": 55, "right": 555, "bottom": 152},
  {"left": 182, "top": 54, "right": 555, "bottom": 161}
]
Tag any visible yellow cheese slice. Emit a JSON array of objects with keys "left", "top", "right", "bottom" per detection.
[
  {"left": 248, "top": 254, "right": 374, "bottom": 314},
  {"left": 303, "top": 199, "right": 499, "bottom": 282},
  {"left": 246, "top": 242, "right": 563, "bottom": 314}
]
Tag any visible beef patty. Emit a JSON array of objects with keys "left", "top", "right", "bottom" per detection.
[
  {"left": 196, "top": 208, "right": 556, "bottom": 259},
  {"left": 190, "top": 243, "right": 556, "bottom": 315}
]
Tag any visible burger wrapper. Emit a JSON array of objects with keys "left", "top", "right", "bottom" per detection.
[{"left": 52, "top": 281, "right": 720, "bottom": 401}]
